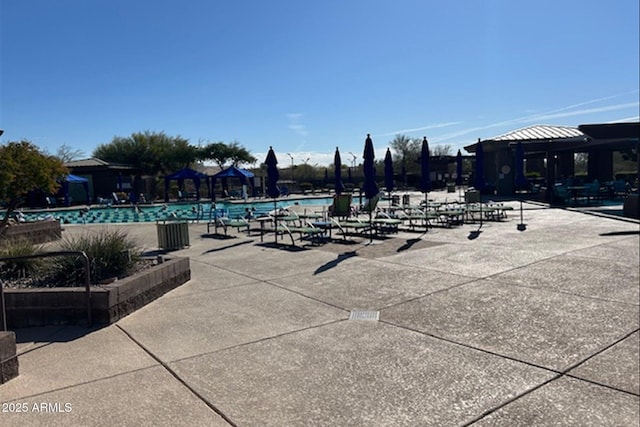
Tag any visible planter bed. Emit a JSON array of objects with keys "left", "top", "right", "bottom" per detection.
[{"left": 3, "top": 257, "right": 190, "bottom": 328}]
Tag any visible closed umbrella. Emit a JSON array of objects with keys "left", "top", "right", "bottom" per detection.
[
  {"left": 384, "top": 148, "right": 394, "bottom": 208},
  {"left": 334, "top": 147, "right": 345, "bottom": 195},
  {"left": 265, "top": 146, "right": 280, "bottom": 243},
  {"left": 363, "top": 134, "right": 379, "bottom": 242},
  {"left": 420, "top": 137, "right": 431, "bottom": 216}
]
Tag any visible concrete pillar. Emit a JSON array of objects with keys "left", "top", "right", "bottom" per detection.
[
  {"left": 587, "top": 150, "right": 613, "bottom": 181},
  {"left": 546, "top": 152, "right": 556, "bottom": 203},
  {"left": 557, "top": 152, "right": 575, "bottom": 179}
]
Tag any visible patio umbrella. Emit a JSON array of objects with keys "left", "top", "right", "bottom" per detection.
[
  {"left": 265, "top": 146, "right": 280, "bottom": 243},
  {"left": 334, "top": 147, "right": 345, "bottom": 195},
  {"left": 473, "top": 138, "right": 485, "bottom": 192},
  {"left": 514, "top": 141, "right": 528, "bottom": 190},
  {"left": 384, "top": 148, "right": 394, "bottom": 208},
  {"left": 363, "top": 134, "right": 379, "bottom": 242},
  {"left": 420, "top": 137, "right": 431, "bottom": 214}
]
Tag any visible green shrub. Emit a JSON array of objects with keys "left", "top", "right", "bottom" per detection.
[
  {"left": 0, "top": 239, "right": 46, "bottom": 279},
  {"left": 52, "top": 229, "right": 142, "bottom": 286}
]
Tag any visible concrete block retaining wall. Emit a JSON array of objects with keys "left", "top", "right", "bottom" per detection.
[
  {"left": 0, "top": 220, "right": 62, "bottom": 245},
  {"left": 0, "top": 331, "right": 18, "bottom": 384},
  {"left": 3, "top": 257, "right": 190, "bottom": 328}
]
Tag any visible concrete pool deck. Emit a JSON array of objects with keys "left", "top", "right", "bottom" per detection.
[{"left": 1, "top": 191, "right": 638, "bottom": 426}]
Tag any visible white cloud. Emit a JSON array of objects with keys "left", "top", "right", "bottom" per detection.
[
  {"left": 377, "top": 121, "right": 461, "bottom": 137},
  {"left": 286, "top": 112, "right": 309, "bottom": 137}
]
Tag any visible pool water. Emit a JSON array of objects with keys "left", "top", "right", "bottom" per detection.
[{"left": 12, "top": 197, "right": 345, "bottom": 225}]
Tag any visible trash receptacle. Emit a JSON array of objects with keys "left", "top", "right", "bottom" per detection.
[
  {"left": 447, "top": 183, "right": 456, "bottom": 193},
  {"left": 464, "top": 190, "right": 480, "bottom": 203},
  {"left": 391, "top": 195, "right": 400, "bottom": 206},
  {"left": 157, "top": 220, "right": 190, "bottom": 250},
  {"left": 402, "top": 194, "right": 411, "bottom": 206}
]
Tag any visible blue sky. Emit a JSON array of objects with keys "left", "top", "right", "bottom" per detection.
[{"left": 2, "top": 0, "right": 638, "bottom": 167}]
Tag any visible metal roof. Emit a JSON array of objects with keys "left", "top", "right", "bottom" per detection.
[
  {"left": 64, "top": 157, "right": 135, "bottom": 169},
  {"left": 487, "top": 125, "right": 584, "bottom": 142}
]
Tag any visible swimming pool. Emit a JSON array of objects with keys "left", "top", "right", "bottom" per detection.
[{"left": 11, "top": 196, "right": 352, "bottom": 225}]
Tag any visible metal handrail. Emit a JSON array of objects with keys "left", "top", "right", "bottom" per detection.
[{"left": 0, "top": 251, "right": 91, "bottom": 330}]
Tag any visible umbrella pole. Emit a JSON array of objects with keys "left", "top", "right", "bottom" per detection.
[
  {"left": 424, "top": 192, "right": 429, "bottom": 232},
  {"left": 369, "top": 210, "right": 373, "bottom": 243},
  {"left": 273, "top": 199, "right": 278, "bottom": 243}
]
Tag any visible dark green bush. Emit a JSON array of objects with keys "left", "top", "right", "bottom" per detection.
[
  {"left": 52, "top": 229, "right": 142, "bottom": 286},
  {"left": 0, "top": 238, "right": 45, "bottom": 279}
]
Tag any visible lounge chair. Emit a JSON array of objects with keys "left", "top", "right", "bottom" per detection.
[
  {"left": 276, "top": 221, "right": 326, "bottom": 246},
  {"left": 207, "top": 216, "right": 250, "bottom": 236},
  {"left": 328, "top": 194, "right": 353, "bottom": 219},
  {"left": 112, "top": 192, "right": 127, "bottom": 204}
]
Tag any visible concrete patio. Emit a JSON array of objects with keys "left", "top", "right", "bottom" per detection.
[{"left": 1, "top": 193, "right": 638, "bottom": 426}]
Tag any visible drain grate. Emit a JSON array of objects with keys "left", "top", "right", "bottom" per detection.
[{"left": 349, "top": 310, "right": 380, "bottom": 321}]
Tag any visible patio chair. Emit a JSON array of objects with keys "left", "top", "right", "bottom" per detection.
[
  {"left": 612, "top": 180, "right": 629, "bottom": 199},
  {"left": 582, "top": 180, "right": 602, "bottom": 205},
  {"left": 552, "top": 184, "right": 572, "bottom": 205}
]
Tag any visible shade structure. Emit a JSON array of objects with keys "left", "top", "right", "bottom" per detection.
[
  {"left": 164, "top": 168, "right": 207, "bottom": 202},
  {"left": 265, "top": 147, "right": 280, "bottom": 243},
  {"left": 334, "top": 147, "right": 345, "bottom": 195},
  {"left": 455, "top": 149, "right": 463, "bottom": 186},
  {"left": 384, "top": 148, "right": 394, "bottom": 193},
  {"left": 473, "top": 139, "right": 485, "bottom": 191},
  {"left": 514, "top": 141, "right": 528, "bottom": 190},
  {"left": 211, "top": 166, "right": 255, "bottom": 199},
  {"left": 61, "top": 174, "right": 91, "bottom": 206},
  {"left": 362, "top": 134, "right": 379, "bottom": 243}
]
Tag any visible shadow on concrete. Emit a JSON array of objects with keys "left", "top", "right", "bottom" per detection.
[
  {"left": 202, "top": 240, "right": 254, "bottom": 254},
  {"left": 314, "top": 251, "right": 358, "bottom": 275},
  {"left": 201, "top": 233, "right": 236, "bottom": 240},
  {"left": 255, "top": 242, "right": 308, "bottom": 252},
  {"left": 396, "top": 237, "right": 424, "bottom": 252},
  {"left": 13, "top": 325, "right": 103, "bottom": 352},
  {"left": 599, "top": 230, "right": 640, "bottom": 236}
]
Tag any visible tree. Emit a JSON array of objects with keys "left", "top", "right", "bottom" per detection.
[
  {"left": 93, "top": 131, "right": 198, "bottom": 201},
  {"left": 55, "top": 144, "right": 85, "bottom": 163},
  {"left": 93, "top": 131, "right": 196, "bottom": 176},
  {"left": 389, "top": 134, "right": 421, "bottom": 175},
  {"left": 431, "top": 144, "right": 453, "bottom": 157},
  {"left": 0, "top": 140, "right": 67, "bottom": 230},
  {"left": 196, "top": 140, "right": 257, "bottom": 168}
]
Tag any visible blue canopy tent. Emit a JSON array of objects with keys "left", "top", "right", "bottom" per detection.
[
  {"left": 60, "top": 174, "right": 91, "bottom": 206},
  {"left": 210, "top": 166, "right": 255, "bottom": 199},
  {"left": 164, "top": 168, "right": 208, "bottom": 202}
]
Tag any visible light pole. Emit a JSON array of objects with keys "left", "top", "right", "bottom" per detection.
[
  {"left": 286, "top": 153, "right": 294, "bottom": 183},
  {"left": 348, "top": 152, "right": 356, "bottom": 183}
]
